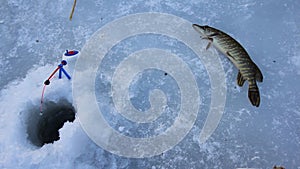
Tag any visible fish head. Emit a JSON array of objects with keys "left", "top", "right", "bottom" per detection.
[{"left": 192, "top": 24, "right": 216, "bottom": 38}]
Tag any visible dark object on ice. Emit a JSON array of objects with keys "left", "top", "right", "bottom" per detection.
[
  {"left": 26, "top": 99, "right": 76, "bottom": 147},
  {"left": 273, "top": 165, "right": 285, "bottom": 169}
]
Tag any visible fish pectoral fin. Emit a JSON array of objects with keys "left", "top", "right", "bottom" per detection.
[
  {"left": 201, "top": 37, "right": 213, "bottom": 50},
  {"left": 248, "top": 81, "right": 260, "bottom": 107},
  {"left": 206, "top": 41, "right": 212, "bottom": 50},
  {"left": 237, "top": 71, "right": 245, "bottom": 87}
]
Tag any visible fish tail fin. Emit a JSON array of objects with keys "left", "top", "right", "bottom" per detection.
[{"left": 248, "top": 80, "right": 260, "bottom": 107}]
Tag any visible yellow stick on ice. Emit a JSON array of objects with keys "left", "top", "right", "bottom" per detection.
[{"left": 69, "top": 0, "right": 77, "bottom": 21}]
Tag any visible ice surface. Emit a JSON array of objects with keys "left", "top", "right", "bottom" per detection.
[{"left": 0, "top": 0, "right": 300, "bottom": 168}]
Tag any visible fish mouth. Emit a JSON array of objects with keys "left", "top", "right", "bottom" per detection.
[{"left": 192, "top": 24, "right": 206, "bottom": 36}]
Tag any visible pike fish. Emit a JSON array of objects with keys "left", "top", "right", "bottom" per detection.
[{"left": 192, "top": 24, "right": 263, "bottom": 107}]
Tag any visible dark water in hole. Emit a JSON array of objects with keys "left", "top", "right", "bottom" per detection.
[{"left": 26, "top": 99, "right": 76, "bottom": 147}]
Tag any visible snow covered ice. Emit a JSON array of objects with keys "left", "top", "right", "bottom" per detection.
[{"left": 0, "top": 0, "right": 299, "bottom": 168}]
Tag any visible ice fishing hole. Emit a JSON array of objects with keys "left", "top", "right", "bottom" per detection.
[{"left": 26, "top": 99, "right": 75, "bottom": 147}]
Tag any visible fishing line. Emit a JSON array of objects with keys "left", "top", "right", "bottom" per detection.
[{"left": 40, "top": 60, "right": 71, "bottom": 113}]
